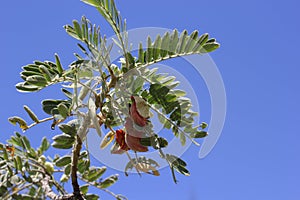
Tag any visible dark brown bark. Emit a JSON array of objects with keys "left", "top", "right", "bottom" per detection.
[{"left": 71, "top": 136, "right": 84, "bottom": 200}]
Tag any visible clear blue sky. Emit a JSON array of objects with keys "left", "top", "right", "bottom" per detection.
[{"left": 0, "top": 0, "right": 298, "bottom": 199}]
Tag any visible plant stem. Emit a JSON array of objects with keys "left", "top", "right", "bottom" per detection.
[
  {"left": 71, "top": 136, "right": 84, "bottom": 200},
  {"left": 27, "top": 116, "right": 55, "bottom": 129},
  {"left": 41, "top": 175, "right": 74, "bottom": 200}
]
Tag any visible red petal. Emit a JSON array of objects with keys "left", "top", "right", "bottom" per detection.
[
  {"left": 125, "top": 133, "right": 148, "bottom": 152},
  {"left": 124, "top": 117, "right": 144, "bottom": 138},
  {"left": 130, "top": 96, "right": 147, "bottom": 127},
  {"left": 124, "top": 118, "right": 148, "bottom": 152},
  {"left": 115, "top": 129, "right": 130, "bottom": 151}
]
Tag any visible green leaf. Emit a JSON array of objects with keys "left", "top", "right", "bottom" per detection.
[
  {"left": 83, "top": 166, "right": 106, "bottom": 182},
  {"left": 8, "top": 133, "right": 24, "bottom": 148},
  {"left": 64, "top": 164, "right": 71, "bottom": 175},
  {"left": 8, "top": 116, "right": 28, "bottom": 131},
  {"left": 173, "top": 89, "right": 186, "bottom": 97},
  {"left": 179, "top": 132, "right": 186, "bottom": 146},
  {"left": 190, "top": 131, "right": 208, "bottom": 138},
  {"left": 80, "top": 184, "right": 89, "bottom": 195},
  {"left": 166, "top": 154, "right": 187, "bottom": 167},
  {"left": 60, "top": 174, "right": 69, "bottom": 183},
  {"left": 193, "top": 33, "right": 209, "bottom": 51},
  {"left": 85, "top": 194, "right": 99, "bottom": 200},
  {"left": 52, "top": 141, "right": 73, "bottom": 149},
  {"left": 139, "top": 138, "right": 152, "bottom": 147},
  {"left": 81, "top": 0, "right": 100, "bottom": 7},
  {"left": 52, "top": 134, "right": 75, "bottom": 149},
  {"left": 138, "top": 43, "right": 144, "bottom": 64},
  {"left": 153, "top": 35, "right": 162, "bottom": 60},
  {"left": 206, "top": 38, "right": 217, "bottom": 43},
  {"left": 157, "top": 137, "right": 168, "bottom": 148},
  {"left": 163, "top": 120, "right": 172, "bottom": 129},
  {"left": 73, "top": 20, "right": 83, "bottom": 39},
  {"left": 21, "top": 136, "right": 31, "bottom": 151},
  {"left": 40, "top": 137, "right": 50, "bottom": 152},
  {"left": 2, "top": 147, "right": 8, "bottom": 160},
  {"left": 185, "top": 30, "right": 199, "bottom": 53},
  {"left": 149, "top": 83, "right": 170, "bottom": 98},
  {"left": 42, "top": 99, "right": 70, "bottom": 115},
  {"left": 161, "top": 32, "right": 170, "bottom": 58},
  {"left": 57, "top": 103, "right": 70, "bottom": 118},
  {"left": 146, "top": 36, "right": 153, "bottom": 63},
  {"left": 140, "top": 136, "right": 168, "bottom": 149},
  {"left": 16, "top": 83, "right": 40, "bottom": 92},
  {"left": 58, "top": 123, "right": 77, "bottom": 137},
  {"left": 99, "top": 175, "right": 118, "bottom": 188},
  {"left": 28, "top": 186, "right": 36, "bottom": 197},
  {"left": 200, "top": 42, "right": 220, "bottom": 53},
  {"left": 176, "top": 30, "right": 188, "bottom": 54},
  {"left": 64, "top": 25, "right": 81, "bottom": 40},
  {"left": 79, "top": 68, "right": 93, "bottom": 79},
  {"left": 138, "top": 30, "right": 219, "bottom": 68},
  {"left": 16, "top": 156, "right": 23, "bottom": 171},
  {"left": 132, "top": 76, "right": 144, "bottom": 93},
  {"left": 39, "top": 65, "right": 52, "bottom": 82},
  {"left": 169, "top": 29, "right": 179, "bottom": 55},
  {"left": 200, "top": 122, "right": 208, "bottom": 129},
  {"left": 55, "top": 53, "right": 63, "bottom": 74},
  {"left": 61, "top": 88, "right": 73, "bottom": 99},
  {"left": 0, "top": 186, "right": 8, "bottom": 195},
  {"left": 126, "top": 52, "right": 135, "bottom": 69},
  {"left": 23, "top": 105, "right": 39, "bottom": 123},
  {"left": 55, "top": 156, "right": 71, "bottom": 167},
  {"left": 174, "top": 165, "right": 190, "bottom": 176},
  {"left": 26, "top": 75, "right": 47, "bottom": 87},
  {"left": 27, "top": 147, "right": 37, "bottom": 158},
  {"left": 78, "top": 159, "right": 90, "bottom": 174},
  {"left": 52, "top": 134, "right": 75, "bottom": 143},
  {"left": 22, "top": 64, "right": 41, "bottom": 73},
  {"left": 21, "top": 71, "right": 42, "bottom": 81}
]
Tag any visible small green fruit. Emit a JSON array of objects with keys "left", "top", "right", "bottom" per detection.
[
  {"left": 38, "top": 155, "right": 46, "bottom": 164},
  {"left": 44, "top": 162, "right": 54, "bottom": 174}
]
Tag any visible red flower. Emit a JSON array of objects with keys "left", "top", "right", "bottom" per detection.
[
  {"left": 111, "top": 129, "right": 130, "bottom": 154},
  {"left": 129, "top": 96, "right": 149, "bottom": 127},
  {"left": 115, "top": 129, "right": 130, "bottom": 151},
  {"left": 125, "top": 117, "right": 148, "bottom": 152},
  {"left": 111, "top": 96, "right": 150, "bottom": 154}
]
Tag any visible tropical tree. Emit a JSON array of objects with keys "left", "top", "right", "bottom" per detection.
[{"left": 0, "top": 0, "right": 219, "bottom": 199}]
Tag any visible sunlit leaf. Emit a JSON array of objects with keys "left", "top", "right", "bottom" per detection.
[
  {"left": 88, "top": 98, "right": 102, "bottom": 137},
  {"left": 8, "top": 116, "right": 28, "bottom": 131},
  {"left": 100, "top": 131, "right": 115, "bottom": 149},
  {"left": 23, "top": 105, "right": 39, "bottom": 123},
  {"left": 55, "top": 155, "right": 71, "bottom": 167},
  {"left": 190, "top": 131, "right": 208, "bottom": 138},
  {"left": 99, "top": 175, "right": 118, "bottom": 188}
]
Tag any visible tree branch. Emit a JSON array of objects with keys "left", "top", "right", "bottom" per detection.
[
  {"left": 71, "top": 136, "right": 85, "bottom": 200},
  {"left": 41, "top": 175, "right": 74, "bottom": 200}
]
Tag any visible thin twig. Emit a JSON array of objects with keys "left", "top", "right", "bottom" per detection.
[{"left": 27, "top": 116, "right": 55, "bottom": 129}]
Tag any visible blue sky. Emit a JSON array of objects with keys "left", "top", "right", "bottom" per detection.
[{"left": 0, "top": 0, "right": 298, "bottom": 199}]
